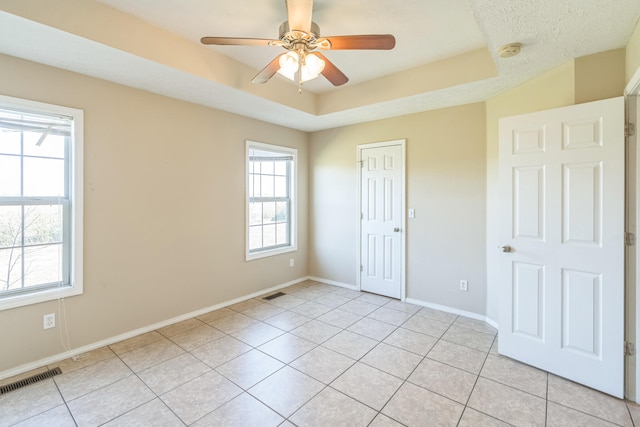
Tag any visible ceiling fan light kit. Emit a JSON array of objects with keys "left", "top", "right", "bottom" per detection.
[
  {"left": 278, "top": 51, "right": 325, "bottom": 82},
  {"left": 200, "top": 0, "right": 396, "bottom": 91}
]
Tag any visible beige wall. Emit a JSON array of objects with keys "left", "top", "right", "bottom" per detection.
[
  {"left": 575, "top": 49, "right": 626, "bottom": 104},
  {"left": 627, "top": 19, "right": 640, "bottom": 85},
  {"left": 310, "top": 103, "right": 487, "bottom": 315},
  {"left": 0, "top": 54, "right": 309, "bottom": 373}
]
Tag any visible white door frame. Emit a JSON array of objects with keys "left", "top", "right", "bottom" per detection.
[
  {"left": 356, "top": 139, "right": 407, "bottom": 300},
  {"left": 625, "top": 68, "right": 640, "bottom": 402}
]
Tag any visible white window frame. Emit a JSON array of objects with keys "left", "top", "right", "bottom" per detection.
[
  {"left": 246, "top": 140, "right": 297, "bottom": 261},
  {"left": 0, "top": 95, "right": 83, "bottom": 311}
]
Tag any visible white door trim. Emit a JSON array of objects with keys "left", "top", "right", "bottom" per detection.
[
  {"left": 626, "top": 93, "right": 638, "bottom": 401},
  {"left": 626, "top": 71, "right": 640, "bottom": 402},
  {"left": 356, "top": 139, "right": 407, "bottom": 300}
]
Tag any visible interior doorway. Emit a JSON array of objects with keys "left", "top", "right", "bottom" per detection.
[{"left": 357, "top": 140, "right": 406, "bottom": 300}]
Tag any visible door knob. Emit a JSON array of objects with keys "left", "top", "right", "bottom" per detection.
[
  {"left": 393, "top": 227, "right": 400, "bottom": 232},
  {"left": 501, "top": 245, "right": 513, "bottom": 253}
]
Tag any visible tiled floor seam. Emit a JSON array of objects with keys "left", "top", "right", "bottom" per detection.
[
  {"left": 352, "top": 320, "right": 451, "bottom": 427},
  {"left": 628, "top": 402, "right": 637, "bottom": 427},
  {"left": 48, "top": 381, "right": 71, "bottom": 424},
  {"left": 284, "top": 383, "right": 329, "bottom": 425},
  {"left": 546, "top": 400, "right": 630, "bottom": 427},
  {"left": 324, "top": 384, "right": 400, "bottom": 426},
  {"left": 249, "top": 377, "right": 329, "bottom": 422},
  {"left": 545, "top": 371, "right": 550, "bottom": 427},
  {"left": 445, "top": 333, "right": 496, "bottom": 426},
  {"left": 129, "top": 358, "right": 209, "bottom": 426},
  {"left": 113, "top": 352, "right": 178, "bottom": 426},
  {"left": 462, "top": 333, "right": 493, "bottom": 406}
]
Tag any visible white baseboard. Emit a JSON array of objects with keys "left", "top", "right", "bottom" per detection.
[
  {"left": 0, "top": 276, "right": 310, "bottom": 382},
  {"left": 405, "top": 297, "right": 497, "bottom": 328},
  {"left": 308, "top": 276, "right": 357, "bottom": 291},
  {"left": 485, "top": 317, "right": 499, "bottom": 330}
]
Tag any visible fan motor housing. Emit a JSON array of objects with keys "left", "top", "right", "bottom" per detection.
[{"left": 279, "top": 21, "right": 321, "bottom": 40}]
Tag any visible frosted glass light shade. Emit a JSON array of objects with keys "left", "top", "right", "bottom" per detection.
[
  {"left": 278, "top": 52, "right": 298, "bottom": 80},
  {"left": 301, "top": 53, "right": 325, "bottom": 82},
  {"left": 277, "top": 51, "right": 325, "bottom": 83}
]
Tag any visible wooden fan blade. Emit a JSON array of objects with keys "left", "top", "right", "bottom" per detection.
[
  {"left": 315, "top": 52, "right": 348, "bottom": 86},
  {"left": 251, "top": 54, "right": 285, "bottom": 84},
  {"left": 286, "top": 0, "right": 313, "bottom": 33},
  {"left": 201, "top": 37, "right": 277, "bottom": 46},
  {"left": 316, "top": 34, "right": 396, "bottom": 50}
]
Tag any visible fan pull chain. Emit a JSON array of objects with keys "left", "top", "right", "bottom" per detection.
[{"left": 298, "top": 52, "right": 303, "bottom": 94}]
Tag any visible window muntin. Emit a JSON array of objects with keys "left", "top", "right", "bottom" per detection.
[
  {"left": 0, "top": 96, "right": 83, "bottom": 310},
  {"left": 246, "top": 142, "right": 296, "bottom": 259}
]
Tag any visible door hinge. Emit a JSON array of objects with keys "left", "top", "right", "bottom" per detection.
[
  {"left": 626, "top": 122, "right": 636, "bottom": 138},
  {"left": 360, "top": 265, "right": 363, "bottom": 272},
  {"left": 626, "top": 341, "right": 636, "bottom": 356},
  {"left": 361, "top": 212, "right": 364, "bottom": 220},
  {"left": 626, "top": 232, "right": 636, "bottom": 246},
  {"left": 357, "top": 160, "right": 364, "bottom": 168}
]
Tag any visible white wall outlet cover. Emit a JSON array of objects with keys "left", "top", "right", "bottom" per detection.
[{"left": 43, "top": 313, "right": 55, "bottom": 329}]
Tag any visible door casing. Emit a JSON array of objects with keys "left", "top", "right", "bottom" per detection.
[
  {"left": 356, "top": 139, "right": 406, "bottom": 300},
  {"left": 626, "top": 67, "right": 640, "bottom": 401}
]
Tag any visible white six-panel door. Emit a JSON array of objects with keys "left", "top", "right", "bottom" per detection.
[
  {"left": 359, "top": 141, "right": 404, "bottom": 299},
  {"left": 498, "top": 97, "right": 625, "bottom": 397}
]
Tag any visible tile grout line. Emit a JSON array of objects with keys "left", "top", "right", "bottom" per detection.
[
  {"left": 113, "top": 343, "right": 184, "bottom": 426},
  {"left": 628, "top": 401, "right": 637, "bottom": 427},
  {"left": 458, "top": 333, "right": 499, "bottom": 426},
  {"left": 50, "top": 377, "right": 81, "bottom": 427},
  {"left": 545, "top": 371, "right": 549, "bottom": 427}
]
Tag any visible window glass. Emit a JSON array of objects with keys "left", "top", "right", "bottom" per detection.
[
  {"left": 0, "top": 155, "right": 21, "bottom": 196},
  {"left": 23, "top": 157, "right": 65, "bottom": 197},
  {"left": 246, "top": 142, "right": 296, "bottom": 259},
  {"left": 0, "top": 97, "right": 83, "bottom": 310}
]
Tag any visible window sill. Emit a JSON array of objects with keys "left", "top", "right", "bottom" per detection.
[
  {"left": 0, "top": 285, "right": 82, "bottom": 311},
  {"left": 246, "top": 246, "right": 297, "bottom": 261}
]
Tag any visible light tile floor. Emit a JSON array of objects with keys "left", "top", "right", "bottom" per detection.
[{"left": 1, "top": 280, "right": 639, "bottom": 426}]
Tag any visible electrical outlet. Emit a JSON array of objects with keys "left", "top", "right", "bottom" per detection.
[
  {"left": 43, "top": 313, "right": 55, "bottom": 329},
  {"left": 289, "top": 258, "right": 294, "bottom": 267},
  {"left": 459, "top": 280, "right": 468, "bottom": 292}
]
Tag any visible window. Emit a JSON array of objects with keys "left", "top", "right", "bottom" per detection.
[
  {"left": 0, "top": 95, "right": 83, "bottom": 310},
  {"left": 246, "top": 141, "right": 296, "bottom": 260}
]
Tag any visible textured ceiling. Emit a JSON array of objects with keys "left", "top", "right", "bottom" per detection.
[{"left": 0, "top": 0, "right": 639, "bottom": 131}]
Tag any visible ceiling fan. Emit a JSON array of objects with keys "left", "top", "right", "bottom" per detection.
[{"left": 200, "top": 0, "right": 396, "bottom": 90}]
